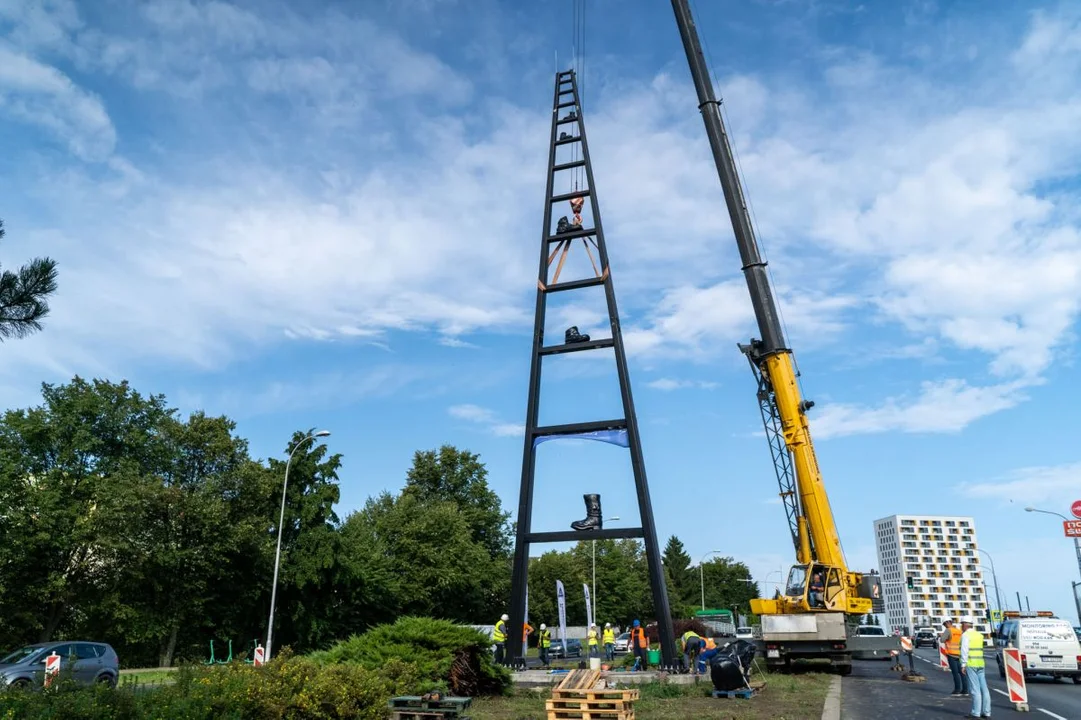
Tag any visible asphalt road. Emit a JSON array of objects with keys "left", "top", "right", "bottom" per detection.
[{"left": 842, "top": 647, "right": 1081, "bottom": 719}]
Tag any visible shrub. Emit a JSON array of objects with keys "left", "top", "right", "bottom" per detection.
[
  {"left": 312, "top": 617, "right": 510, "bottom": 696},
  {"left": 0, "top": 653, "right": 419, "bottom": 720}
]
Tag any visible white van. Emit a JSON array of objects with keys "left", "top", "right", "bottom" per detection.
[{"left": 994, "top": 617, "right": 1081, "bottom": 682}]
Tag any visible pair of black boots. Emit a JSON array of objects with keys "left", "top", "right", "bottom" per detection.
[{"left": 571, "top": 493, "right": 602, "bottom": 531}]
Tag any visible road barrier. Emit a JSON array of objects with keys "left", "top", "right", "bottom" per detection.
[
  {"left": 1003, "top": 648, "right": 1029, "bottom": 711},
  {"left": 938, "top": 645, "right": 948, "bottom": 671},
  {"left": 253, "top": 644, "right": 265, "bottom": 667},
  {"left": 44, "top": 652, "right": 60, "bottom": 687}
]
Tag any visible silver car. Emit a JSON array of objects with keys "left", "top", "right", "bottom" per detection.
[{"left": 0, "top": 642, "right": 119, "bottom": 688}]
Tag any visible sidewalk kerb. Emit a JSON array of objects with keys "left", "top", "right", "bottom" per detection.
[{"left": 821, "top": 674, "right": 841, "bottom": 720}]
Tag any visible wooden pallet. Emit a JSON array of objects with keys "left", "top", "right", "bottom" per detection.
[
  {"left": 388, "top": 695, "right": 471, "bottom": 719},
  {"left": 548, "top": 671, "right": 637, "bottom": 720},
  {"left": 555, "top": 669, "right": 602, "bottom": 690}
]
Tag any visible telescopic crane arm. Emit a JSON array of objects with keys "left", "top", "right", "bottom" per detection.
[{"left": 669, "top": 0, "right": 871, "bottom": 615}]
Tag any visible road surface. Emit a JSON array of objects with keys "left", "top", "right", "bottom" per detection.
[{"left": 842, "top": 647, "right": 1081, "bottom": 719}]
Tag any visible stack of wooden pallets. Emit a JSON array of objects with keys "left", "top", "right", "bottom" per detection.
[{"left": 545, "top": 669, "right": 638, "bottom": 720}]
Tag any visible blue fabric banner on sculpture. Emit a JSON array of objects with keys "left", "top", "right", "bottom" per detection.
[{"left": 533, "top": 429, "right": 629, "bottom": 449}]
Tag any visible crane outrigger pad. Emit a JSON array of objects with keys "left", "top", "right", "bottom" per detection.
[{"left": 505, "top": 68, "right": 677, "bottom": 668}]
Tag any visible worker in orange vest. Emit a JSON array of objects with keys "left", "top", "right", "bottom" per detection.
[
  {"left": 629, "top": 619, "right": 649, "bottom": 670},
  {"left": 940, "top": 618, "right": 968, "bottom": 697}
]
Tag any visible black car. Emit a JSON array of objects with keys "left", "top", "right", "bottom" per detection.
[{"left": 914, "top": 629, "right": 938, "bottom": 648}]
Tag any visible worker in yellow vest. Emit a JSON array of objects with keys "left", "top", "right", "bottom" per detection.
[
  {"left": 960, "top": 616, "right": 990, "bottom": 718},
  {"left": 681, "top": 630, "right": 705, "bottom": 673},
  {"left": 940, "top": 618, "right": 968, "bottom": 696},
  {"left": 492, "top": 614, "right": 508, "bottom": 665},
  {"left": 538, "top": 624, "right": 552, "bottom": 668},
  {"left": 602, "top": 623, "right": 616, "bottom": 661},
  {"left": 587, "top": 624, "right": 599, "bottom": 659}
]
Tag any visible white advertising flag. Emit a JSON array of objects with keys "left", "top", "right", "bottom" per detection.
[
  {"left": 557, "top": 580, "right": 568, "bottom": 642},
  {"left": 583, "top": 583, "right": 593, "bottom": 630}
]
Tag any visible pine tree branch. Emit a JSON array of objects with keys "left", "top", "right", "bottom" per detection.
[{"left": 0, "top": 257, "right": 60, "bottom": 340}]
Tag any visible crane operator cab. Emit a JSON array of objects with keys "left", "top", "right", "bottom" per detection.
[{"left": 755, "top": 564, "right": 881, "bottom": 615}]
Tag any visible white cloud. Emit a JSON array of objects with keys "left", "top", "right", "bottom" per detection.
[
  {"left": 0, "top": 46, "right": 115, "bottom": 160},
  {"left": 448, "top": 404, "right": 523, "bottom": 438},
  {"left": 958, "top": 462, "right": 1081, "bottom": 507},
  {"left": 646, "top": 378, "right": 719, "bottom": 391},
  {"left": 811, "top": 378, "right": 1034, "bottom": 439},
  {"left": 0, "top": 0, "right": 1080, "bottom": 436}
]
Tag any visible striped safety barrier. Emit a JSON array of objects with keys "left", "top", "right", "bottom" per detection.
[
  {"left": 938, "top": 644, "right": 948, "bottom": 671},
  {"left": 1003, "top": 648, "right": 1029, "bottom": 711}
]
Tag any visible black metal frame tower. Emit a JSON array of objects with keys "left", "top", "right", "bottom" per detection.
[{"left": 506, "top": 69, "right": 677, "bottom": 667}]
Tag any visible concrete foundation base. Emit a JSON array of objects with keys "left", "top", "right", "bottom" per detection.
[{"left": 509, "top": 669, "right": 706, "bottom": 688}]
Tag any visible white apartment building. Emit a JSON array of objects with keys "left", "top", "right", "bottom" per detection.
[{"left": 874, "top": 515, "right": 990, "bottom": 635}]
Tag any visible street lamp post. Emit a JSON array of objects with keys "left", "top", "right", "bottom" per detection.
[
  {"left": 266, "top": 430, "right": 331, "bottom": 662},
  {"left": 977, "top": 549, "right": 1004, "bottom": 620},
  {"left": 699, "top": 550, "right": 723, "bottom": 611},
  {"left": 592, "top": 516, "right": 619, "bottom": 623},
  {"left": 1025, "top": 506, "right": 1081, "bottom": 625}
]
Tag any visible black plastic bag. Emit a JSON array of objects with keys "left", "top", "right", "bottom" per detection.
[{"left": 709, "top": 639, "right": 756, "bottom": 692}]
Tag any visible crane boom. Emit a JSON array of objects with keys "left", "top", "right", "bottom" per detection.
[{"left": 670, "top": 0, "right": 875, "bottom": 619}]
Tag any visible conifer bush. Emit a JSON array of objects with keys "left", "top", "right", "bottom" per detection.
[{"left": 312, "top": 616, "right": 511, "bottom": 696}]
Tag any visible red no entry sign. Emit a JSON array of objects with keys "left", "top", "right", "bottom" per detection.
[{"left": 1071, "top": 500, "right": 1081, "bottom": 520}]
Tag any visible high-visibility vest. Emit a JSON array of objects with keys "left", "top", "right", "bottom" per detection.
[
  {"left": 962, "top": 629, "right": 985, "bottom": 668},
  {"left": 539, "top": 629, "right": 551, "bottom": 648},
  {"left": 630, "top": 627, "right": 648, "bottom": 648},
  {"left": 944, "top": 626, "right": 962, "bottom": 656},
  {"left": 603, "top": 629, "right": 615, "bottom": 644},
  {"left": 493, "top": 621, "right": 507, "bottom": 643},
  {"left": 588, "top": 630, "right": 598, "bottom": 646},
  {"left": 703, "top": 637, "right": 716, "bottom": 651},
  {"left": 681, "top": 631, "right": 701, "bottom": 650}
]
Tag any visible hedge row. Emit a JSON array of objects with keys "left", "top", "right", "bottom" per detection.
[{"left": 0, "top": 618, "right": 510, "bottom": 719}]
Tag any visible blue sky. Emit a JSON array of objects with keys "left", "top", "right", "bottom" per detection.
[{"left": 2, "top": 0, "right": 1081, "bottom": 624}]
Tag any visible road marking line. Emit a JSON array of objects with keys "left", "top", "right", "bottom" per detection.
[
  {"left": 992, "top": 688, "right": 1009, "bottom": 696},
  {"left": 1035, "top": 709, "right": 1068, "bottom": 720}
]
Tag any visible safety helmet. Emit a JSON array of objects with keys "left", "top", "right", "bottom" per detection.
[
  {"left": 540, "top": 623, "right": 546, "bottom": 630},
  {"left": 501, "top": 614, "right": 509, "bottom": 621},
  {"left": 633, "top": 619, "right": 640, "bottom": 627},
  {"left": 605, "top": 623, "right": 611, "bottom": 628},
  {"left": 960, "top": 615, "right": 976, "bottom": 625}
]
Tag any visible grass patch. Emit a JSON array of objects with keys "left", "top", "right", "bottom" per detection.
[
  {"left": 469, "top": 671, "right": 833, "bottom": 720},
  {"left": 119, "top": 668, "right": 178, "bottom": 685}
]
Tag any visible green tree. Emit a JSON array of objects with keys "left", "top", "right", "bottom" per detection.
[
  {"left": 0, "top": 377, "right": 175, "bottom": 644},
  {"left": 699, "top": 556, "right": 759, "bottom": 612},
  {"left": 527, "top": 550, "right": 587, "bottom": 628},
  {"left": 403, "top": 445, "right": 512, "bottom": 560},
  {"left": 661, "top": 535, "right": 693, "bottom": 617},
  {"left": 350, "top": 491, "right": 500, "bottom": 622},
  {"left": 0, "top": 219, "right": 58, "bottom": 340},
  {"left": 264, "top": 431, "right": 345, "bottom": 653},
  {"left": 568, "top": 539, "right": 652, "bottom": 626}
]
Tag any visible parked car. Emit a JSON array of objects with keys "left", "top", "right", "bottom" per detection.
[
  {"left": 735, "top": 627, "right": 756, "bottom": 640},
  {"left": 852, "top": 625, "right": 891, "bottom": 661},
  {"left": 914, "top": 627, "right": 939, "bottom": 649},
  {"left": 613, "top": 632, "right": 631, "bottom": 653},
  {"left": 0, "top": 642, "right": 119, "bottom": 688},
  {"left": 549, "top": 638, "right": 582, "bottom": 658}
]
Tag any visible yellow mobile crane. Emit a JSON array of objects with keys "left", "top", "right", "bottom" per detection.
[{"left": 669, "top": 0, "right": 891, "bottom": 672}]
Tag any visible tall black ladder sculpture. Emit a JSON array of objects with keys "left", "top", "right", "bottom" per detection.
[{"left": 506, "top": 69, "right": 677, "bottom": 667}]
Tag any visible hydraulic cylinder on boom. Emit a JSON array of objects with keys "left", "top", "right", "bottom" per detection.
[{"left": 669, "top": 0, "right": 885, "bottom": 671}]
